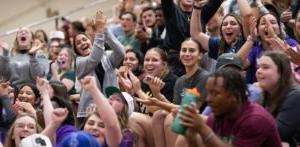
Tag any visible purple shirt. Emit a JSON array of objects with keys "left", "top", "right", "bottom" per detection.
[
  {"left": 207, "top": 103, "right": 282, "bottom": 147},
  {"left": 56, "top": 124, "right": 77, "bottom": 147},
  {"left": 246, "top": 38, "right": 298, "bottom": 83},
  {"left": 102, "top": 129, "right": 134, "bottom": 147}
]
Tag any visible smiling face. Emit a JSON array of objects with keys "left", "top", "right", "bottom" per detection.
[
  {"left": 17, "top": 85, "right": 36, "bottom": 106},
  {"left": 83, "top": 114, "right": 105, "bottom": 144},
  {"left": 57, "top": 48, "right": 72, "bottom": 70},
  {"left": 144, "top": 49, "right": 166, "bottom": 77},
  {"left": 221, "top": 16, "right": 242, "bottom": 45},
  {"left": 258, "top": 14, "right": 280, "bottom": 41},
  {"left": 180, "top": 40, "right": 201, "bottom": 68},
  {"left": 142, "top": 9, "right": 156, "bottom": 28},
  {"left": 123, "top": 51, "right": 139, "bottom": 71},
  {"left": 13, "top": 116, "right": 37, "bottom": 146},
  {"left": 16, "top": 27, "right": 33, "bottom": 50},
  {"left": 256, "top": 56, "right": 280, "bottom": 92},
  {"left": 206, "top": 76, "right": 236, "bottom": 117},
  {"left": 75, "top": 34, "right": 92, "bottom": 56}
]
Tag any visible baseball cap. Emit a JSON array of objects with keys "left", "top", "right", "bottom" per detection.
[
  {"left": 19, "top": 134, "right": 52, "bottom": 147},
  {"left": 105, "top": 86, "right": 134, "bottom": 115},
  {"left": 60, "top": 131, "right": 101, "bottom": 147},
  {"left": 216, "top": 53, "right": 243, "bottom": 70},
  {"left": 49, "top": 31, "right": 65, "bottom": 40}
]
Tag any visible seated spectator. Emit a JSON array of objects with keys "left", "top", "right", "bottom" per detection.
[
  {"left": 49, "top": 46, "right": 76, "bottom": 95},
  {"left": 74, "top": 10, "right": 125, "bottom": 118},
  {"left": 4, "top": 27, "right": 48, "bottom": 88},
  {"left": 80, "top": 76, "right": 134, "bottom": 147},
  {"left": 48, "top": 30, "right": 65, "bottom": 46},
  {"left": 256, "top": 51, "right": 300, "bottom": 146},
  {"left": 176, "top": 67, "right": 282, "bottom": 147},
  {"left": 117, "top": 11, "right": 141, "bottom": 51}
]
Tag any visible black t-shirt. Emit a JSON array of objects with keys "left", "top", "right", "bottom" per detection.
[
  {"left": 139, "top": 72, "right": 178, "bottom": 114},
  {"left": 162, "top": 0, "right": 191, "bottom": 51},
  {"left": 263, "top": 87, "right": 300, "bottom": 147}
]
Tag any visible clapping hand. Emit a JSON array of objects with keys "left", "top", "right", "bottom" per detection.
[
  {"left": 28, "top": 40, "right": 43, "bottom": 55},
  {"left": 95, "top": 10, "right": 107, "bottom": 33},
  {"left": 285, "top": 45, "right": 300, "bottom": 66},
  {"left": 13, "top": 101, "right": 36, "bottom": 116},
  {"left": 118, "top": 66, "right": 133, "bottom": 91}
]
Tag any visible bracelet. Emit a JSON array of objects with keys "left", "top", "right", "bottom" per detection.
[
  {"left": 193, "top": 4, "right": 202, "bottom": 10},
  {"left": 203, "top": 131, "right": 214, "bottom": 144}
]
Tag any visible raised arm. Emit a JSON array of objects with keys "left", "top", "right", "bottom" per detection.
[
  {"left": 76, "top": 10, "right": 106, "bottom": 80},
  {"left": 36, "top": 77, "right": 53, "bottom": 127},
  {"left": 41, "top": 108, "right": 69, "bottom": 144},
  {"left": 190, "top": 0, "right": 210, "bottom": 51},
  {"left": 81, "top": 76, "right": 122, "bottom": 147},
  {"left": 106, "top": 27, "right": 125, "bottom": 67},
  {"left": 237, "top": 17, "right": 257, "bottom": 66},
  {"left": 237, "top": 0, "right": 254, "bottom": 37}
]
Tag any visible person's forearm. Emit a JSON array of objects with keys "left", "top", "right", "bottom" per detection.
[
  {"left": 89, "top": 88, "right": 122, "bottom": 147},
  {"left": 76, "top": 33, "right": 105, "bottom": 80},
  {"left": 106, "top": 27, "right": 125, "bottom": 67},
  {"left": 199, "top": 125, "right": 230, "bottom": 147},
  {"left": 155, "top": 100, "right": 178, "bottom": 112},
  {"left": 237, "top": 36, "right": 254, "bottom": 64},
  {"left": 41, "top": 121, "right": 60, "bottom": 145},
  {"left": 190, "top": 9, "right": 202, "bottom": 38},
  {"left": 136, "top": 89, "right": 150, "bottom": 100},
  {"left": 42, "top": 93, "right": 54, "bottom": 127},
  {"left": 237, "top": 0, "right": 253, "bottom": 37}
]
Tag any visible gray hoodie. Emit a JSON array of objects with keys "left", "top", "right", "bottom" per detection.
[
  {"left": 0, "top": 51, "right": 48, "bottom": 88},
  {"left": 76, "top": 29, "right": 125, "bottom": 118}
]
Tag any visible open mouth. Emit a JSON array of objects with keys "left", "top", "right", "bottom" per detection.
[
  {"left": 225, "top": 32, "right": 233, "bottom": 37},
  {"left": 21, "top": 37, "right": 27, "bottom": 42},
  {"left": 58, "top": 60, "right": 66, "bottom": 65},
  {"left": 82, "top": 44, "right": 89, "bottom": 51},
  {"left": 264, "top": 30, "right": 269, "bottom": 36}
]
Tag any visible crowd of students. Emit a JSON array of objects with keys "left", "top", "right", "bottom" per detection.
[{"left": 1, "top": 0, "right": 300, "bottom": 146}]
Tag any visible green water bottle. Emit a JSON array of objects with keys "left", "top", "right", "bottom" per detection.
[{"left": 172, "top": 88, "right": 201, "bottom": 134}]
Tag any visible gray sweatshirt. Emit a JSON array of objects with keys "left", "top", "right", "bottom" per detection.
[
  {"left": 0, "top": 51, "right": 48, "bottom": 88},
  {"left": 76, "top": 29, "right": 125, "bottom": 118}
]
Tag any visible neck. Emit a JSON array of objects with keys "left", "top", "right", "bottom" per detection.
[
  {"left": 185, "top": 65, "right": 199, "bottom": 78},
  {"left": 225, "top": 103, "right": 242, "bottom": 120},
  {"left": 124, "top": 30, "right": 134, "bottom": 36}
]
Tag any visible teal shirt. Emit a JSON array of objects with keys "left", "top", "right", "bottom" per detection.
[{"left": 118, "top": 34, "right": 141, "bottom": 51}]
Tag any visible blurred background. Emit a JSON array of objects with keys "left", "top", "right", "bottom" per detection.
[{"left": 0, "top": 0, "right": 118, "bottom": 45}]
